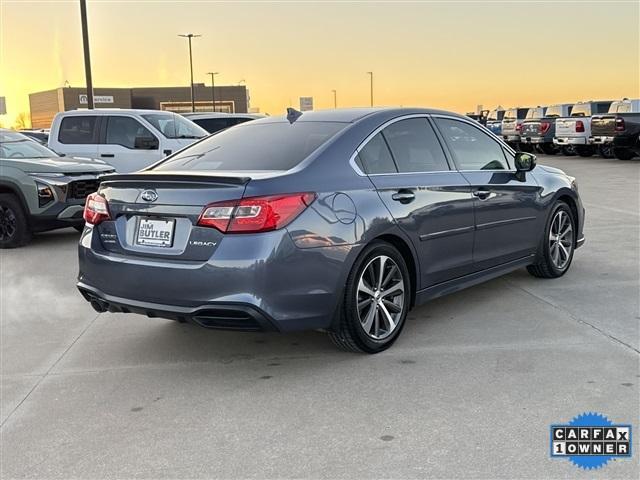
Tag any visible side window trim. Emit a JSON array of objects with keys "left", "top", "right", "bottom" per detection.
[
  {"left": 349, "top": 114, "right": 453, "bottom": 176},
  {"left": 104, "top": 115, "right": 158, "bottom": 150},
  {"left": 431, "top": 114, "right": 516, "bottom": 171}
]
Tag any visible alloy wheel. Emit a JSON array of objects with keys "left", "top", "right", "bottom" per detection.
[
  {"left": 356, "top": 255, "right": 405, "bottom": 340},
  {"left": 549, "top": 210, "right": 573, "bottom": 270},
  {"left": 0, "top": 205, "right": 17, "bottom": 241}
]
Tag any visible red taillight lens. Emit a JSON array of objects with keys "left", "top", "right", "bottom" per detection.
[
  {"left": 83, "top": 192, "right": 111, "bottom": 225},
  {"left": 615, "top": 117, "right": 625, "bottom": 132},
  {"left": 198, "top": 193, "right": 316, "bottom": 233},
  {"left": 515, "top": 123, "right": 522, "bottom": 132},
  {"left": 540, "top": 121, "right": 551, "bottom": 134},
  {"left": 575, "top": 120, "right": 585, "bottom": 133}
]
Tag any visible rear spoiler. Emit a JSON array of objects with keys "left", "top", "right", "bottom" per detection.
[{"left": 99, "top": 172, "right": 251, "bottom": 186}]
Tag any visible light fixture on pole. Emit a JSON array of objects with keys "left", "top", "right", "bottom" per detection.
[
  {"left": 207, "top": 72, "right": 219, "bottom": 111},
  {"left": 366, "top": 72, "right": 373, "bottom": 107},
  {"left": 178, "top": 33, "right": 201, "bottom": 112}
]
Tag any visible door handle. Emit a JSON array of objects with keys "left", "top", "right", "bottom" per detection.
[
  {"left": 100, "top": 154, "right": 115, "bottom": 158},
  {"left": 391, "top": 190, "right": 415, "bottom": 203},
  {"left": 472, "top": 189, "right": 491, "bottom": 200}
]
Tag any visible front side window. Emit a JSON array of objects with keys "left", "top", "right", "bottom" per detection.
[
  {"left": 106, "top": 116, "right": 157, "bottom": 149},
  {"left": 153, "top": 121, "right": 346, "bottom": 172},
  {"left": 142, "top": 113, "right": 208, "bottom": 139},
  {"left": 435, "top": 118, "right": 509, "bottom": 171},
  {"left": 356, "top": 132, "right": 397, "bottom": 174},
  {"left": 381, "top": 118, "right": 449, "bottom": 173},
  {"left": 58, "top": 116, "right": 98, "bottom": 144}
]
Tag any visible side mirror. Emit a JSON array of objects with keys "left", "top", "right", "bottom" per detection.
[
  {"left": 134, "top": 136, "right": 159, "bottom": 150},
  {"left": 514, "top": 151, "right": 536, "bottom": 172}
]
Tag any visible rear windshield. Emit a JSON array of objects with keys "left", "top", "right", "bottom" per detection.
[
  {"left": 609, "top": 101, "right": 632, "bottom": 113},
  {"left": 153, "top": 121, "right": 346, "bottom": 172},
  {"left": 488, "top": 110, "right": 504, "bottom": 121},
  {"left": 525, "top": 108, "right": 546, "bottom": 119},
  {"left": 545, "top": 105, "right": 567, "bottom": 118},
  {"left": 571, "top": 104, "right": 592, "bottom": 117},
  {"left": 504, "top": 109, "right": 528, "bottom": 120},
  {"left": 0, "top": 131, "right": 58, "bottom": 159}
]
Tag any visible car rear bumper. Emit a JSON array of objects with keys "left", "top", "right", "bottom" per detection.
[
  {"left": 77, "top": 227, "right": 353, "bottom": 332},
  {"left": 554, "top": 137, "right": 587, "bottom": 145},
  {"left": 522, "top": 136, "right": 545, "bottom": 144},
  {"left": 590, "top": 136, "right": 615, "bottom": 144},
  {"left": 503, "top": 135, "right": 520, "bottom": 142}
]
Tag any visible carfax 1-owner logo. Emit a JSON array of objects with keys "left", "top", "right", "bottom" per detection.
[{"left": 550, "top": 412, "right": 633, "bottom": 470}]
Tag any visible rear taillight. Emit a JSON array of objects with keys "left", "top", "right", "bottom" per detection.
[
  {"left": 515, "top": 123, "right": 522, "bottom": 132},
  {"left": 540, "top": 121, "right": 551, "bottom": 134},
  {"left": 198, "top": 192, "right": 316, "bottom": 234},
  {"left": 615, "top": 117, "right": 626, "bottom": 132},
  {"left": 575, "top": 120, "right": 585, "bottom": 133},
  {"left": 83, "top": 192, "right": 111, "bottom": 225}
]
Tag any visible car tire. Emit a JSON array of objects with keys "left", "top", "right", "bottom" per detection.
[
  {"left": 614, "top": 148, "right": 636, "bottom": 160},
  {"left": 598, "top": 145, "right": 614, "bottom": 158},
  {"left": 562, "top": 146, "right": 576, "bottom": 156},
  {"left": 541, "top": 144, "right": 557, "bottom": 155},
  {"left": 328, "top": 241, "right": 411, "bottom": 353},
  {"left": 0, "top": 193, "right": 31, "bottom": 249},
  {"left": 575, "top": 145, "right": 594, "bottom": 157},
  {"left": 527, "top": 201, "right": 576, "bottom": 279}
]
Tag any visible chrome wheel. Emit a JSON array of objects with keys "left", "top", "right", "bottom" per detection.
[
  {"left": 549, "top": 210, "right": 573, "bottom": 270},
  {"left": 357, "top": 255, "right": 405, "bottom": 340},
  {"left": 0, "top": 205, "right": 17, "bottom": 241}
]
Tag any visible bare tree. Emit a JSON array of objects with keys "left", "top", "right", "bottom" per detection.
[{"left": 13, "top": 112, "right": 31, "bottom": 130}]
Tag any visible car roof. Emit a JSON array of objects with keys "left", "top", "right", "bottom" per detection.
[
  {"left": 253, "top": 107, "right": 468, "bottom": 125},
  {"left": 182, "top": 112, "right": 264, "bottom": 119},
  {"left": 58, "top": 109, "right": 183, "bottom": 116}
]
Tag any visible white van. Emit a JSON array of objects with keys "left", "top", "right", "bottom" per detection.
[{"left": 48, "top": 109, "right": 208, "bottom": 172}]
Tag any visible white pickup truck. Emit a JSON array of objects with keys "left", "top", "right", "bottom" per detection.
[
  {"left": 48, "top": 109, "right": 208, "bottom": 172},
  {"left": 553, "top": 101, "right": 613, "bottom": 157}
]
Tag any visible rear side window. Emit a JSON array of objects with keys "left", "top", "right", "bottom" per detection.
[
  {"left": 356, "top": 133, "right": 397, "bottom": 174},
  {"left": 154, "top": 121, "right": 345, "bottom": 172},
  {"left": 58, "top": 116, "right": 98, "bottom": 144},
  {"left": 382, "top": 118, "right": 449, "bottom": 173},
  {"left": 105, "top": 116, "right": 156, "bottom": 149},
  {"left": 435, "top": 118, "right": 509, "bottom": 171}
]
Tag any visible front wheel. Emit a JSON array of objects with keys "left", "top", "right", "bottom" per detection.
[
  {"left": 614, "top": 148, "right": 636, "bottom": 160},
  {"left": 329, "top": 241, "right": 411, "bottom": 353},
  {"left": 527, "top": 201, "right": 576, "bottom": 279},
  {"left": 0, "top": 194, "right": 31, "bottom": 248},
  {"left": 575, "top": 145, "right": 595, "bottom": 157}
]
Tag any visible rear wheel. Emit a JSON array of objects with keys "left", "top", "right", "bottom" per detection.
[
  {"left": 541, "top": 143, "right": 557, "bottom": 155},
  {"left": 614, "top": 148, "right": 636, "bottom": 160},
  {"left": 328, "top": 241, "right": 411, "bottom": 353},
  {"left": 527, "top": 201, "right": 575, "bottom": 279},
  {"left": 598, "top": 145, "right": 614, "bottom": 158},
  {"left": 562, "top": 146, "right": 576, "bottom": 156},
  {"left": 575, "top": 145, "right": 595, "bottom": 157},
  {"left": 0, "top": 194, "right": 31, "bottom": 248}
]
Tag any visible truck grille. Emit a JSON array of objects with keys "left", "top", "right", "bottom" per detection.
[{"left": 68, "top": 179, "right": 100, "bottom": 200}]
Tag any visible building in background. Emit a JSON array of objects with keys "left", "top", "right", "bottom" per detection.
[{"left": 29, "top": 85, "right": 250, "bottom": 129}]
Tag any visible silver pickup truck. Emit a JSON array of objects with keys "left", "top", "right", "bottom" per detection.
[
  {"left": 554, "top": 100, "right": 613, "bottom": 157},
  {"left": 501, "top": 107, "right": 529, "bottom": 149}
]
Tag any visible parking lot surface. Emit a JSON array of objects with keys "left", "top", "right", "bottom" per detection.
[{"left": 1, "top": 155, "right": 638, "bottom": 479}]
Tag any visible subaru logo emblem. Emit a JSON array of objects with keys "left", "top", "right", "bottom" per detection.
[{"left": 141, "top": 190, "right": 158, "bottom": 202}]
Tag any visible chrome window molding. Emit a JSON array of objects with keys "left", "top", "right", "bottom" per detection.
[{"left": 348, "top": 113, "right": 518, "bottom": 177}]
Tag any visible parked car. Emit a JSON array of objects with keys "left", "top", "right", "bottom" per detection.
[
  {"left": 554, "top": 100, "right": 613, "bottom": 157},
  {"left": 0, "top": 130, "right": 114, "bottom": 248},
  {"left": 19, "top": 129, "right": 49, "bottom": 145},
  {"left": 486, "top": 108, "right": 505, "bottom": 136},
  {"left": 591, "top": 98, "right": 640, "bottom": 160},
  {"left": 520, "top": 104, "right": 574, "bottom": 155},
  {"left": 182, "top": 112, "right": 264, "bottom": 134},
  {"left": 77, "top": 108, "right": 585, "bottom": 353},
  {"left": 501, "top": 107, "right": 529, "bottom": 149},
  {"left": 48, "top": 109, "right": 208, "bottom": 173}
]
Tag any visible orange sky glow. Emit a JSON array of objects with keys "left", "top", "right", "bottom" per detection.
[{"left": 1, "top": 0, "right": 638, "bottom": 127}]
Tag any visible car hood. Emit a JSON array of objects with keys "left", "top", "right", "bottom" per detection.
[
  {"left": 2, "top": 156, "right": 114, "bottom": 174},
  {"left": 538, "top": 164, "right": 568, "bottom": 176}
]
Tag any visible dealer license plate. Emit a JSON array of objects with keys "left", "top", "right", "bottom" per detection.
[{"left": 136, "top": 218, "right": 175, "bottom": 247}]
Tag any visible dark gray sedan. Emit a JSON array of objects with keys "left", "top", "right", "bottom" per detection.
[{"left": 77, "top": 108, "right": 585, "bottom": 353}]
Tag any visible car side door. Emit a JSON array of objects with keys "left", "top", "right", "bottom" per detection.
[
  {"left": 97, "top": 115, "right": 160, "bottom": 173},
  {"left": 355, "top": 116, "right": 476, "bottom": 289},
  {"left": 433, "top": 116, "right": 543, "bottom": 270},
  {"left": 53, "top": 115, "right": 100, "bottom": 159}
]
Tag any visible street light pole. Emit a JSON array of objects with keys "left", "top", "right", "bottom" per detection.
[
  {"left": 332, "top": 89, "right": 337, "bottom": 108},
  {"left": 207, "top": 72, "right": 219, "bottom": 111},
  {"left": 179, "top": 33, "right": 201, "bottom": 112},
  {"left": 366, "top": 72, "right": 373, "bottom": 107},
  {"left": 79, "top": 0, "right": 94, "bottom": 109}
]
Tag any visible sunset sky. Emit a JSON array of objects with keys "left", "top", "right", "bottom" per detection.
[{"left": 1, "top": 0, "right": 638, "bottom": 127}]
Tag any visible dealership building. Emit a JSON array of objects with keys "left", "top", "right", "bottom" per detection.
[{"left": 29, "top": 84, "right": 250, "bottom": 129}]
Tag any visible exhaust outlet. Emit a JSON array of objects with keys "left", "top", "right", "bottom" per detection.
[{"left": 90, "top": 299, "right": 108, "bottom": 313}]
